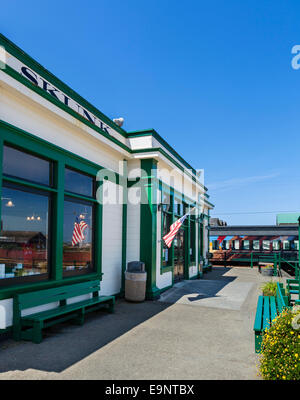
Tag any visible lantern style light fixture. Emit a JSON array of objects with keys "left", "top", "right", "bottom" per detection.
[
  {"left": 26, "top": 214, "right": 41, "bottom": 221},
  {"left": 5, "top": 200, "right": 14, "bottom": 207}
]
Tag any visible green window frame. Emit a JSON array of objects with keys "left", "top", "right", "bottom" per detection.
[
  {"left": 160, "top": 188, "right": 173, "bottom": 270},
  {"left": 0, "top": 121, "right": 115, "bottom": 299},
  {"left": 63, "top": 167, "right": 97, "bottom": 278}
]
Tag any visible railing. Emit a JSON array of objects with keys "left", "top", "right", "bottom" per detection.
[{"left": 248, "top": 252, "right": 299, "bottom": 278}]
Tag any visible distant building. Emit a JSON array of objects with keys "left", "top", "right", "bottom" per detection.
[
  {"left": 210, "top": 218, "right": 227, "bottom": 227},
  {"left": 276, "top": 213, "right": 300, "bottom": 226}
]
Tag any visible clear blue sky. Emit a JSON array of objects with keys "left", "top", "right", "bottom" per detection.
[{"left": 2, "top": 0, "right": 300, "bottom": 225}]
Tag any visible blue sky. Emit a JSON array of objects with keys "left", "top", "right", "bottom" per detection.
[{"left": 2, "top": 0, "right": 300, "bottom": 225}]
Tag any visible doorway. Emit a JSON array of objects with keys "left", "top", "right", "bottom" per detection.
[{"left": 173, "top": 228, "right": 185, "bottom": 281}]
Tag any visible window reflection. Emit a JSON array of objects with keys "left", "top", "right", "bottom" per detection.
[
  {"left": 63, "top": 198, "right": 94, "bottom": 276},
  {"left": 0, "top": 185, "right": 49, "bottom": 283},
  {"left": 3, "top": 145, "right": 51, "bottom": 186},
  {"left": 65, "top": 168, "right": 93, "bottom": 197}
]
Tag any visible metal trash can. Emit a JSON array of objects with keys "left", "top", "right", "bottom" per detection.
[{"left": 125, "top": 261, "right": 147, "bottom": 302}]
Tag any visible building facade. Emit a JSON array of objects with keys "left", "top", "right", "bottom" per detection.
[{"left": 0, "top": 34, "right": 213, "bottom": 331}]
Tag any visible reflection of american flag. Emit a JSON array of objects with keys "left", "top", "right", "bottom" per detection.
[
  {"left": 72, "top": 217, "right": 88, "bottom": 246},
  {"left": 163, "top": 214, "right": 188, "bottom": 248}
]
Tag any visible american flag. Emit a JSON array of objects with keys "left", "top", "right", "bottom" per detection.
[
  {"left": 72, "top": 216, "right": 88, "bottom": 246},
  {"left": 162, "top": 207, "right": 196, "bottom": 248},
  {"left": 163, "top": 214, "right": 188, "bottom": 248}
]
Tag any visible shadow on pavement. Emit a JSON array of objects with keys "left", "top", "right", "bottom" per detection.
[
  {"left": 159, "top": 267, "right": 236, "bottom": 304},
  {"left": 0, "top": 267, "right": 236, "bottom": 374},
  {"left": 0, "top": 300, "right": 171, "bottom": 374}
]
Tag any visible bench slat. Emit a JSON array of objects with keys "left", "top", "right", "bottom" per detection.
[
  {"left": 269, "top": 296, "right": 277, "bottom": 321},
  {"left": 254, "top": 296, "right": 264, "bottom": 332},
  {"left": 262, "top": 297, "right": 270, "bottom": 330},
  {"left": 17, "top": 280, "right": 100, "bottom": 309},
  {"left": 22, "top": 296, "right": 114, "bottom": 322}
]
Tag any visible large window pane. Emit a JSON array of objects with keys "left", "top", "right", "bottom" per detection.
[
  {"left": 283, "top": 240, "right": 290, "bottom": 250},
  {"left": 3, "top": 145, "right": 51, "bottom": 186},
  {"left": 65, "top": 168, "right": 94, "bottom": 197},
  {"left": 63, "top": 198, "right": 94, "bottom": 275},
  {"left": 242, "top": 240, "right": 250, "bottom": 250},
  {"left": 0, "top": 185, "right": 49, "bottom": 284},
  {"left": 233, "top": 240, "right": 240, "bottom": 250},
  {"left": 253, "top": 240, "right": 260, "bottom": 250},
  {"left": 262, "top": 240, "right": 270, "bottom": 251}
]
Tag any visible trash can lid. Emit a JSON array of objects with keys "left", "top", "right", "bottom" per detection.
[{"left": 127, "top": 261, "right": 145, "bottom": 272}]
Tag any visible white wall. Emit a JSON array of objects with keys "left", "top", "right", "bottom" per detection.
[{"left": 101, "top": 182, "right": 123, "bottom": 295}]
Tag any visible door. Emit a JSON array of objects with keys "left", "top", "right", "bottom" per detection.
[{"left": 174, "top": 229, "right": 185, "bottom": 281}]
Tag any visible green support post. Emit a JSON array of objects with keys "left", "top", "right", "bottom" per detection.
[
  {"left": 273, "top": 253, "right": 277, "bottom": 276},
  {"left": 140, "top": 159, "right": 160, "bottom": 300}
]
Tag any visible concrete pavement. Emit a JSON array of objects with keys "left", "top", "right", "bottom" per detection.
[{"left": 0, "top": 266, "right": 285, "bottom": 380}]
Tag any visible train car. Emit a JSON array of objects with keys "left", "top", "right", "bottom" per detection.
[{"left": 209, "top": 225, "right": 299, "bottom": 273}]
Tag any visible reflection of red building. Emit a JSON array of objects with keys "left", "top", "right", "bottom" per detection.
[
  {"left": 0, "top": 231, "right": 47, "bottom": 269},
  {"left": 63, "top": 246, "right": 91, "bottom": 265}
]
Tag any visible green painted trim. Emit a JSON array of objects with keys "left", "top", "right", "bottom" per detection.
[
  {"left": 0, "top": 326, "right": 12, "bottom": 335},
  {"left": 2, "top": 65, "right": 131, "bottom": 154},
  {"left": 64, "top": 190, "right": 98, "bottom": 203},
  {"left": 3, "top": 175, "right": 57, "bottom": 193},
  {"left": 0, "top": 34, "right": 128, "bottom": 139},
  {"left": 140, "top": 159, "right": 160, "bottom": 300},
  {"left": 52, "top": 160, "right": 64, "bottom": 281}
]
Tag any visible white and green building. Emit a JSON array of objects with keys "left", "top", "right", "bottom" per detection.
[{"left": 0, "top": 34, "right": 213, "bottom": 331}]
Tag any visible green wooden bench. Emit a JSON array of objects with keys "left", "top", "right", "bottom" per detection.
[
  {"left": 13, "top": 280, "right": 115, "bottom": 344},
  {"left": 253, "top": 282, "right": 289, "bottom": 353}
]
